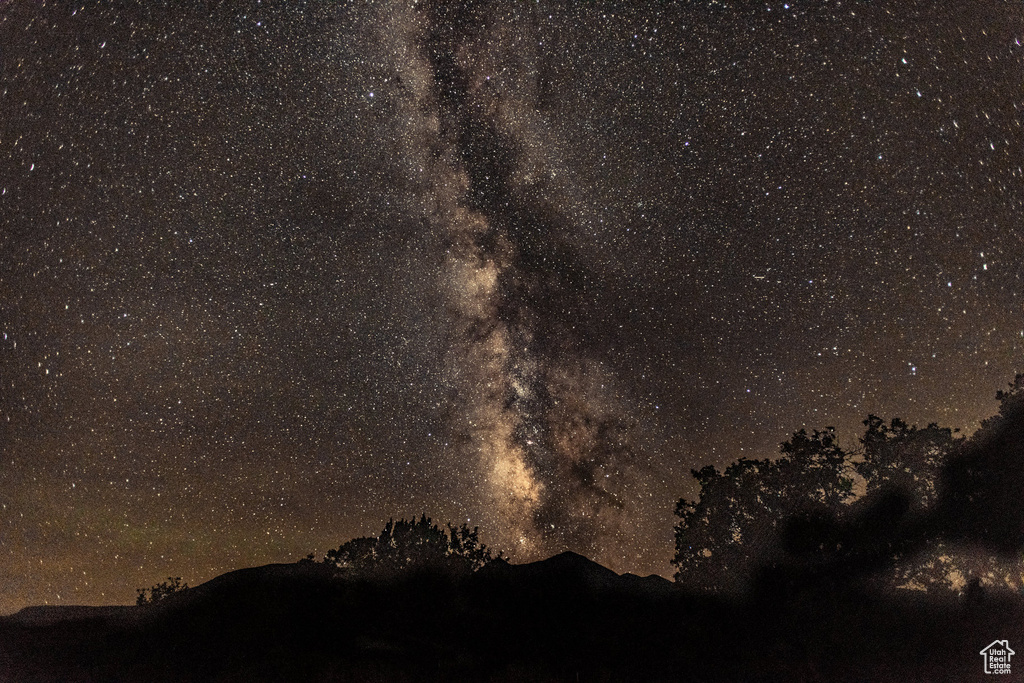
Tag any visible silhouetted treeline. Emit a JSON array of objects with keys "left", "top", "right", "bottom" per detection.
[{"left": 674, "top": 374, "right": 1024, "bottom": 599}]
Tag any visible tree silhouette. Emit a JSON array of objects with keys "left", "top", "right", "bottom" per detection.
[
  {"left": 674, "top": 376, "right": 1024, "bottom": 597},
  {"left": 324, "top": 514, "right": 501, "bottom": 576},
  {"left": 849, "top": 416, "right": 962, "bottom": 591},
  {"left": 856, "top": 415, "right": 957, "bottom": 508},
  {"left": 672, "top": 415, "right": 978, "bottom": 594},
  {"left": 939, "top": 373, "right": 1024, "bottom": 552},
  {"left": 830, "top": 385, "right": 1024, "bottom": 596},
  {"left": 672, "top": 427, "right": 854, "bottom": 592},
  {"left": 136, "top": 576, "right": 189, "bottom": 606}
]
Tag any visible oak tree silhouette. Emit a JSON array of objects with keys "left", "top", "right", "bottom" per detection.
[
  {"left": 675, "top": 376, "right": 1024, "bottom": 597},
  {"left": 324, "top": 514, "right": 501, "bottom": 576},
  {"left": 672, "top": 427, "right": 855, "bottom": 593}
]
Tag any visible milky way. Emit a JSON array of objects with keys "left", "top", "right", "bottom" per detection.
[
  {"left": 1, "top": 0, "right": 1022, "bottom": 613},
  {"left": 380, "top": 0, "right": 642, "bottom": 558}
]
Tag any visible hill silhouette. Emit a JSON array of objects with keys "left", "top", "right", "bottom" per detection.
[
  {"left": 8, "top": 375, "right": 1024, "bottom": 682},
  {"left": 2, "top": 551, "right": 1020, "bottom": 682}
]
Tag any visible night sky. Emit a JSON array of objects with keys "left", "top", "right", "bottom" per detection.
[{"left": 1, "top": 0, "right": 1022, "bottom": 614}]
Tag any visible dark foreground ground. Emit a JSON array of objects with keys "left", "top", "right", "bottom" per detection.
[{"left": 1, "top": 553, "right": 1020, "bottom": 682}]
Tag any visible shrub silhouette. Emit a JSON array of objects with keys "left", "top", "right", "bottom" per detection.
[
  {"left": 324, "top": 514, "right": 502, "bottom": 576},
  {"left": 136, "top": 576, "right": 189, "bottom": 606}
]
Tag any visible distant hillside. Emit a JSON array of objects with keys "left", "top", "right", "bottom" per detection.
[{"left": 1, "top": 553, "right": 1019, "bottom": 682}]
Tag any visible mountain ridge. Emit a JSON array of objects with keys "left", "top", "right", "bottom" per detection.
[{"left": 1, "top": 552, "right": 1017, "bottom": 682}]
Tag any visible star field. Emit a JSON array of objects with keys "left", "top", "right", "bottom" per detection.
[{"left": 0, "top": 0, "right": 1022, "bottom": 614}]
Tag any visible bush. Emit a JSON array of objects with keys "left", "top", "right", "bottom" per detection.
[
  {"left": 324, "top": 514, "right": 502, "bottom": 576},
  {"left": 136, "top": 576, "right": 189, "bottom": 605}
]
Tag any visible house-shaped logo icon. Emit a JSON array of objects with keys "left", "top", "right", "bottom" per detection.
[{"left": 980, "top": 640, "right": 1014, "bottom": 674}]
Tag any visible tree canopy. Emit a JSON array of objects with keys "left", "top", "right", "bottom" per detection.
[
  {"left": 672, "top": 427, "right": 860, "bottom": 593},
  {"left": 671, "top": 376, "right": 1024, "bottom": 596},
  {"left": 323, "top": 515, "right": 501, "bottom": 576}
]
